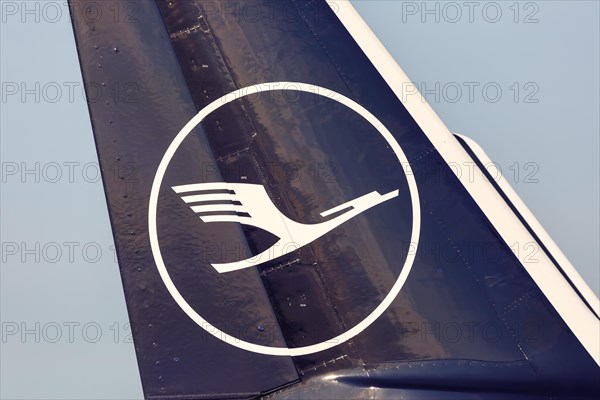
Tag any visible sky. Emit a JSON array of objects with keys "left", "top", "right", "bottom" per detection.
[{"left": 1, "top": 1, "right": 598, "bottom": 399}]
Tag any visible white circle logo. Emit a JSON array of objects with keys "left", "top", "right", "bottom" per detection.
[{"left": 149, "top": 82, "right": 421, "bottom": 356}]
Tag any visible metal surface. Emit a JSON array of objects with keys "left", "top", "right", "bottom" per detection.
[{"left": 68, "top": 0, "right": 599, "bottom": 398}]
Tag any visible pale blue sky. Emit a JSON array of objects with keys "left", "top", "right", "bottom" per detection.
[{"left": 1, "top": 1, "right": 598, "bottom": 399}]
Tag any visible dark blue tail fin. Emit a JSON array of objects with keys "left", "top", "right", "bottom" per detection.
[{"left": 69, "top": 0, "right": 599, "bottom": 398}]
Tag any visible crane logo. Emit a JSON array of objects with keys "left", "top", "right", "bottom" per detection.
[
  {"left": 149, "top": 82, "right": 421, "bottom": 357},
  {"left": 173, "top": 182, "right": 399, "bottom": 273}
]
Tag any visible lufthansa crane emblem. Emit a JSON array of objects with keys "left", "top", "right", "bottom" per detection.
[
  {"left": 149, "top": 82, "right": 421, "bottom": 357},
  {"left": 173, "top": 182, "right": 399, "bottom": 273}
]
